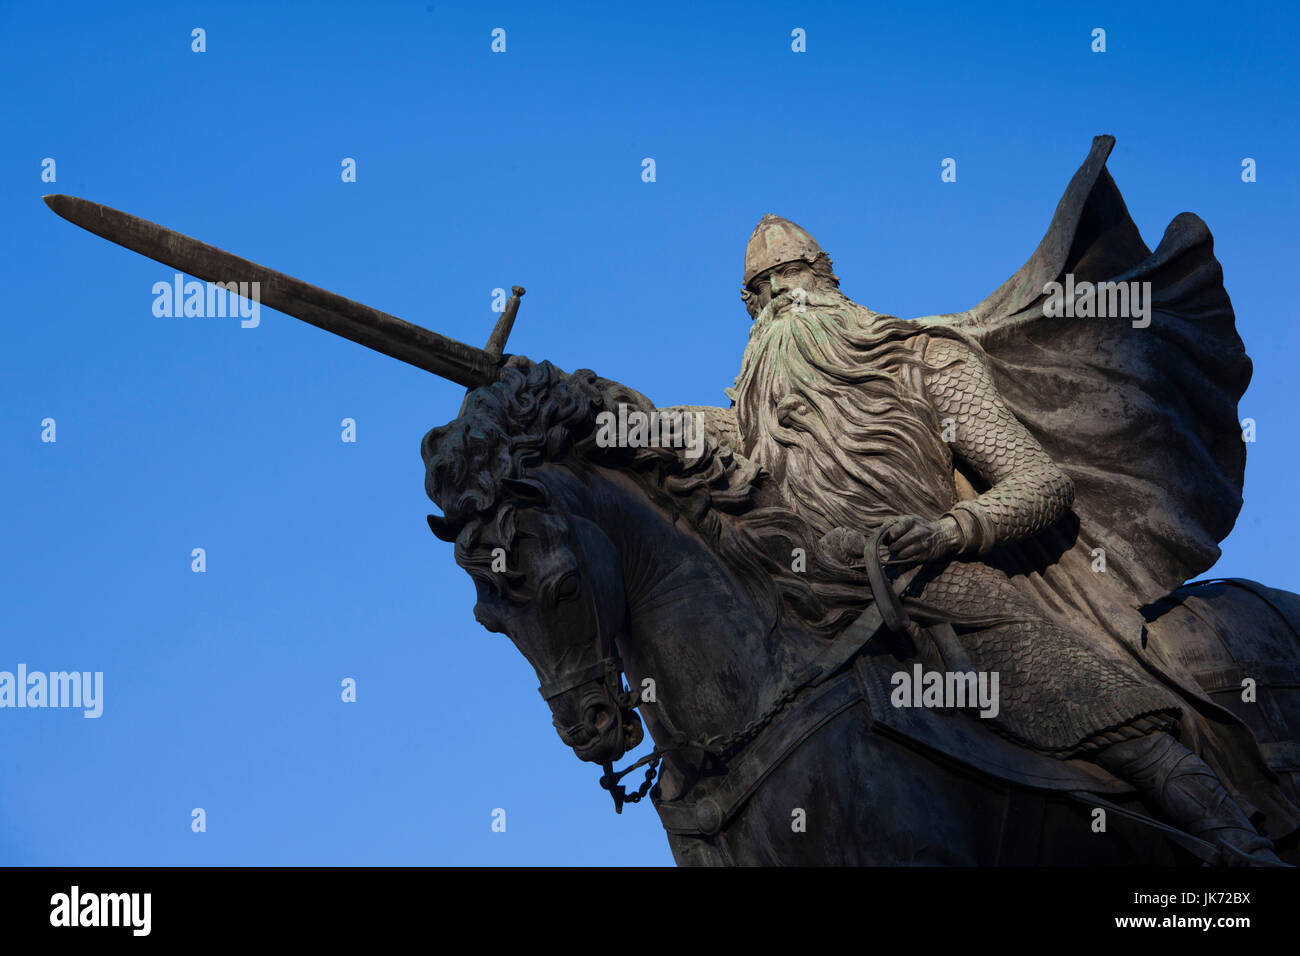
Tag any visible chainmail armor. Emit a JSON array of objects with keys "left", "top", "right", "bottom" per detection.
[
  {"left": 921, "top": 336, "right": 1076, "bottom": 555},
  {"left": 899, "top": 333, "right": 1182, "bottom": 753}
]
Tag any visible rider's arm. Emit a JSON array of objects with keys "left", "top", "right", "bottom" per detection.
[{"left": 921, "top": 335, "right": 1075, "bottom": 557}]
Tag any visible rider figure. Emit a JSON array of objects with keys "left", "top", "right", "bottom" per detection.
[{"left": 730, "top": 214, "right": 1283, "bottom": 865}]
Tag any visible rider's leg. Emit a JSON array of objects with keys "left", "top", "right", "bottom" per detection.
[{"left": 1095, "top": 730, "right": 1282, "bottom": 865}]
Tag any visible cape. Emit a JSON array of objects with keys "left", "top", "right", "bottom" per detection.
[
  {"left": 913, "top": 134, "right": 1251, "bottom": 611},
  {"left": 907, "top": 137, "right": 1300, "bottom": 836}
]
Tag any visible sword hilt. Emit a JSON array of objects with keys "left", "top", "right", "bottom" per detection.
[{"left": 485, "top": 285, "right": 525, "bottom": 360}]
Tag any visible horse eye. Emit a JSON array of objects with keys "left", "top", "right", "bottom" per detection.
[{"left": 555, "top": 573, "right": 580, "bottom": 603}]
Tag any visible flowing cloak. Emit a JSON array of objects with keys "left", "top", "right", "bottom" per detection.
[
  {"left": 908, "top": 135, "right": 1299, "bottom": 835},
  {"left": 914, "top": 134, "right": 1249, "bottom": 609}
]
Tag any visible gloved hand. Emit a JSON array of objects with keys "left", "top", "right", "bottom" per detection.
[{"left": 878, "top": 514, "right": 962, "bottom": 564}]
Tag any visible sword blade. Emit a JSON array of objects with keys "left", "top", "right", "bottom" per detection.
[{"left": 43, "top": 194, "right": 502, "bottom": 388}]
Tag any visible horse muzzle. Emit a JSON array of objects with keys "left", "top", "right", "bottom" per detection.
[{"left": 552, "top": 681, "right": 643, "bottom": 764}]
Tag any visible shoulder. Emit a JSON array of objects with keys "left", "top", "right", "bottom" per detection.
[
  {"left": 917, "top": 334, "right": 1000, "bottom": 414},
  {"left": 920, "top": 332, "right": 981, "bottom": 369}
]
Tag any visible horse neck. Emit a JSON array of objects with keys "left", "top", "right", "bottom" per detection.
[{"left": 543, "top": 463, "right": 809, "bottom": 746}]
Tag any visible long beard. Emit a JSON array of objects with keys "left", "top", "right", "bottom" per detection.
[{"left": 734, "top": 289, "right": 958, "bottom": 535}]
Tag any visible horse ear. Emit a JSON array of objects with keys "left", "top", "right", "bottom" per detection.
[
  {"left": 426, "top": 513, "right": 461, "bottom": 542},
  {"left": 500, "top": 477, "right": 548, "bottom": 508}
]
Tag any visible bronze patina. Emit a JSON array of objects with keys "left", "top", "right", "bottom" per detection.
[{"left": 47, "top": 136, "right": 1300, "bottom": 866}]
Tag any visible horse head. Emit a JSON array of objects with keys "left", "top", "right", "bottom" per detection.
[
  {"left": 427, "top": 472, "right": 643, "bottom": 765},
  {"left": 420, "top": 359, "right": 657, "bottom": 768}
]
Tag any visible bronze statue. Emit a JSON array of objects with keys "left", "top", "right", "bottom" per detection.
[
  {"left": 728, "top": 187, "right": 1274, "bottom": 862},
  {"left": 45, "top": 136, "right": 1300, "bottom": 866}
]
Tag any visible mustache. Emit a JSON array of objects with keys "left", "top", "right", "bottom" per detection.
[{"left": 769, "top": 286, "right": 848, "bottom": 314}]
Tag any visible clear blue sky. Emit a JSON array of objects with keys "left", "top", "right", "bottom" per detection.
[{"left": 2, "top": 0, "right": 1296, "bottom": 865}]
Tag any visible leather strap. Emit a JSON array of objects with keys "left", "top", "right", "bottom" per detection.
[
  {"left": 651, "top": 544, "right": 919, "bottom": 837},
  {"left": 865, "top": 527, "right": 910, "bottom": 632},
  {"left": 653, "top": 670, "right": 864, "bottom": 836},
  {"left": 1063, "top": 790, "right": 1223, "bottom": 865},
  {"left": 924, "top": 621, "right": 977, "bottom": 674},
  {"left": 800, "top": 565, "right": 921, "bottom": 687},
  {"left": 538, "top": 657, "right": 621, "bottom": 701}
]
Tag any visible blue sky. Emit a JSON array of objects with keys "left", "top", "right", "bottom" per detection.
[{"left": 2, "top": 0, "right": 1296, "bottom": 865}]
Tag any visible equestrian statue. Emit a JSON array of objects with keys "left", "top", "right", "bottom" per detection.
[{"left": 46, "top": 136, "right": 1300, "bottom": 865}]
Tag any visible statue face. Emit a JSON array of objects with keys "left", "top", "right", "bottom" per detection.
[{"left": 744, "top": 259, "right": 822, "bottom": 319}]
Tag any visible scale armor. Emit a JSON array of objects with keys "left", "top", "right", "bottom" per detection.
[{"left": 904, "top": 332, "right": 1183, "bottom": 753}]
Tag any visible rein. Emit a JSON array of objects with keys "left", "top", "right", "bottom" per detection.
[{"left": 598, "top": 528, "right": 910, "bottom": 814}]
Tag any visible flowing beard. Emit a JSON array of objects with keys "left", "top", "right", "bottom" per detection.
[{"left": 734, "top": 288, "right": 960, "bottom": 536}]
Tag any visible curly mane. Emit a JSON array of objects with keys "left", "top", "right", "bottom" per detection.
[{"left": 420, "top": 357, "right": 870, "bottom": 639}]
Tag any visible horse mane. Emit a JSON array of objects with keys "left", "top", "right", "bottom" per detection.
[{"left": 420, "top": 356, "right": 871, "bottom": 639}]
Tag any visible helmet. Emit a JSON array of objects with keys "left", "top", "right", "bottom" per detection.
[{"left": 743, "top": 214, "right": 829, "bottom": 288}]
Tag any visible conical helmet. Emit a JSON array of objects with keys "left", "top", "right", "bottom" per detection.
[{"left": 743, "top": 214, "right": 827, "bottom": 288}]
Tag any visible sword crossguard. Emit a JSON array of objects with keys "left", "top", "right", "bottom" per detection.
[{"left": 485, "top": 285, "right": 526, "bottom": 361}]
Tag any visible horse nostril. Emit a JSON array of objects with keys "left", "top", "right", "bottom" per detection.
[
  {"left": 558, "top": 721, "right": 593, "bottom": 745},
  {"left": 587, "top": 706, "right": 614, "bottom": 733}
]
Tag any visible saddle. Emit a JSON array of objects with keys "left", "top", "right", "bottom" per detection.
[
  {"left": 855, "top": 646, "right": 1130, "bottom": 794},
  {"left": 858, "top": 527, "right": 1131, "bottom": 794}
]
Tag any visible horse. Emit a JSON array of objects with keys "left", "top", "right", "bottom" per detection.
[{"left": 421, "top": 359, "right": 1300, "bottom": 865}]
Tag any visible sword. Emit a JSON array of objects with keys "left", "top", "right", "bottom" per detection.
[{"left": 43, "top": 194, "right": 523, "bottom": 389}]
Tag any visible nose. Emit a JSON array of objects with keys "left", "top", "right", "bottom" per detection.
[
  {"left": 586, "top": 701, "right": 616, "bottom": 733},
  {"left": 552, "top": 683, "right": 639, "bottom": 764},
  {"left": 562, "top": 713, "right": 625, "bottom": 764},
  {"left": 769, "top": 275, "right": 784, "bottom": 295}
]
